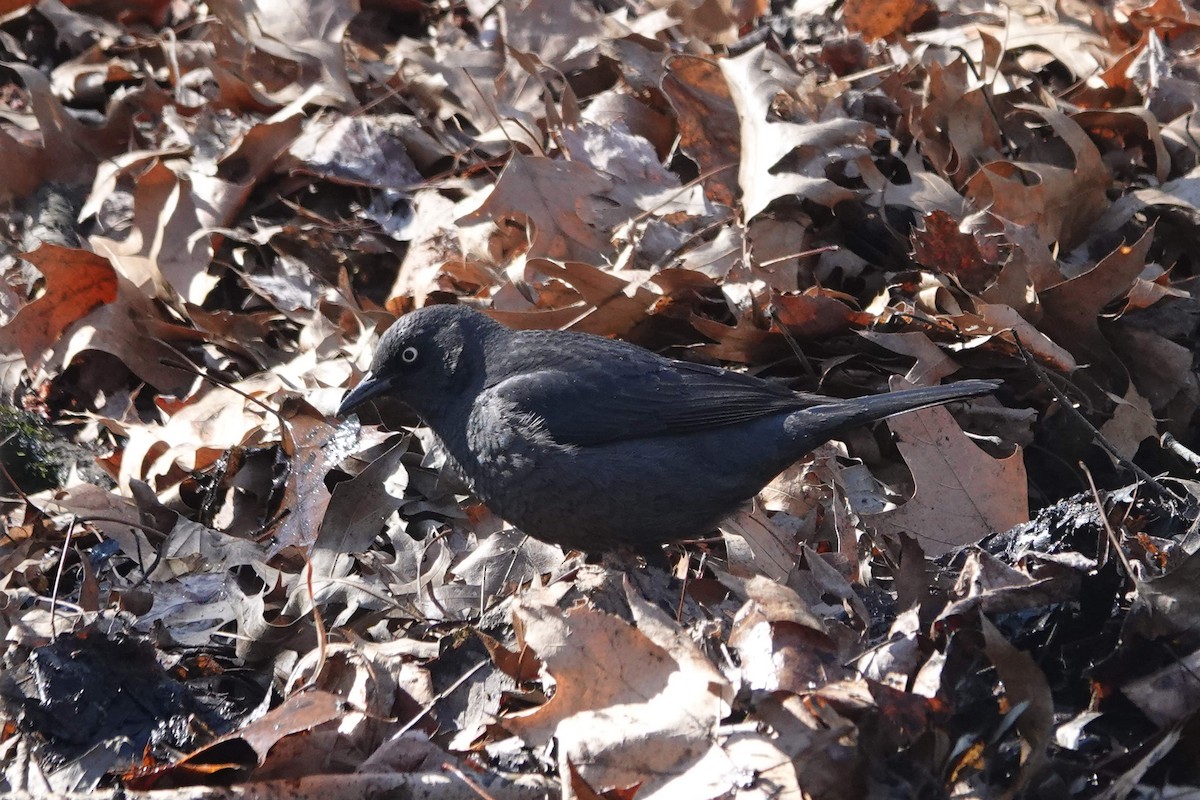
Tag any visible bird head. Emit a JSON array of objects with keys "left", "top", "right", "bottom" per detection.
[{"left": 336, "top": 304, "right": 502, "bottom": 421}]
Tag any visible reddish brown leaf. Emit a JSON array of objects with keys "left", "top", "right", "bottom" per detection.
[
  {"left": 910, "top": 210, "right": 1003, "bottom": 294},
  {"left": 661, "top": 54, "right": 741, "bottom": 207},
  {"left": 6, "top": 245, "right": 117, "bottom": 370},
  {"left": 844, "top": 0, "right": 935, "bottom": 41}
]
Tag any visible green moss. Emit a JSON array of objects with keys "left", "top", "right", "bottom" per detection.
[{"left": 0, "top": 404, "right": 66, "bottom": 493}]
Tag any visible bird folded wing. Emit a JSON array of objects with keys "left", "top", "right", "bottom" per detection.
[{"left": 482, "top": 361, "right": 814, "bottom": 447}]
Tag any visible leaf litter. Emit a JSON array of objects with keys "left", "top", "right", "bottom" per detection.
[{"left": 2, "top": 0, "right": 1200, "bottom": 798}]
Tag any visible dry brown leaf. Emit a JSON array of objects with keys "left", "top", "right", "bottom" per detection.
[
  {"left": 1123, "top": 0, "right": 1200, "bottom": 34},
  {"left": 312, "top": 435, "right": 411, "bottom": 581},
  {"left": 1111, "top": 327, "right": 1200, "bottom": 431},
  {"left": 503, "top": 583, "right": 734, "bottom": 798},
  {"left": 127, "top": 690, "right": 347, "bottom": 789},
  {"left": 661, "top": 54, "right": 741, "bottom": 207},
  {"left": 1099, "top": 384, "right": 1158, "bottom": 458},
  {"left": 582, "top": 90, "right": 677, "bottom": 161},
  {"left": 690, "top": 312, "right": 779, "bottom": 364},
  {"left": 522, "top": 259, "right": 660, "bottom": 338},
  {"left": 973, "top": 17, "right": 1108, "bottom": 79},
  {"left": 858, "top": 330, "right": 962, "bottom": 386},
  {"left": 88, "top": 160, "right": 218, "bottom": 304},
  {"left": 772, "top": 289, "right": 870, "bottom": 339},
  {"left": 721, "top": 507, "right": 798, "bottom": 581},
  {"left": 9, "top": 249, "right": 204, "bottom": 397},
  {"left": 1122, "top": 649, "right": 1200, "bottom": 726},
  {"left": 460, "top": 155, "right": 615, "bottom": 262},
  {"left": 729, "top": 575, "right": 846, "bottom": 693},
  {"left": 964, "top": 106, "right": 1109, "bottom": 252},
  {"left": 112, "top": 377, "right": 279, "bottom": 493},
  {"left": 90, "top": 113, "right": 303, "bottom": 305},
  {"left": 36, "top": 483, "right": 155, "bottom": 568},
  {"left": 506, "top": 0, "right": 608, "bottom": 71},
  {"left": 940, "top": 549, "right": 1081, "bottom": 619},
  {"left": 980, "top": 613, "right": 1054, "bottom": 787},
  {"left": 0, "top": 64, "right": 105, "bottom": 201},
  {"left": 206, "top": 0, "right": 357, "bottom": 106},
  {"left": 720, "top": 45, "right": 872, "bottom": 219},
  {"left": 1075, "top": 107, "right": 1171, "bottom": 184},
  {"left": 865, "top": 392, "right": 1028, "bottom": 555},
  {"left": 287, "top": 115, "right": 423, "bottom": 188},
  {"left": 910, "top": 209, "right": 1004, "bottom": 294},
  {"left": 1040, "top": 229, "right": 1154, "bottom": 387},
  {"left": 2, "top": 245, "right": 118, "bottom": 372},
  {"left": 661, "top": 0, "right": 763, "bottom": 45},
  {"left": 844, "top": 0, "right": 935, "bottom": 41},
  {"left": 273, "top": 398, "right": 338, "bottom": 553},
  {"left": 945, "top": 304, "right": 1078, "bottom": 374},
  {"left": 914, "top": 59, "right": 1006, "bottom": 187}
]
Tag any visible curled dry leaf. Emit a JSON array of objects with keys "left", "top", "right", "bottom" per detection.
[
  {"left": 502, "top": 583, "right": 734, "bottom": 798},
  {"left": 720, "top": 45, "right": 872, "bottom": 220}
]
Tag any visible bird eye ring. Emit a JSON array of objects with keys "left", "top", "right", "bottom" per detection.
[{"left": 401, "top": 346, "right": 419, "bottom": 364}]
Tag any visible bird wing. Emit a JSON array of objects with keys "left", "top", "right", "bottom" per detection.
[{"left": 480, "top": 342, "right": 816, "bottom": 447}]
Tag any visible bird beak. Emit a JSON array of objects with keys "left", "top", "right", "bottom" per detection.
[{"left": 336, "top": 371, "right": 393, "bottom": 417}]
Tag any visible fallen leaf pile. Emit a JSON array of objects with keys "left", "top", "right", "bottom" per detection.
[{"left": 2, "top": 0, "right": 1200, "bottom": 797}]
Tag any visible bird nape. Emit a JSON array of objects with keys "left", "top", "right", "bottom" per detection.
[{"left": 339, "top": 304, "right": 999, "bottom": 552}]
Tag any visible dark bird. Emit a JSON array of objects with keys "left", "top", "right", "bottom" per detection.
[{"left": 337, "top": 304, "right": 999, "bottom": 552}]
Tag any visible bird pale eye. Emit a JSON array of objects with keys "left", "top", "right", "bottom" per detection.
[{"left": 401, "top": 346, "right": 419, "bottom": 364}]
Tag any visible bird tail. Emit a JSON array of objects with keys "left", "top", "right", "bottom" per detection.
[{"left": 791, "top": 379, "right": 1000, "bottom": 447}]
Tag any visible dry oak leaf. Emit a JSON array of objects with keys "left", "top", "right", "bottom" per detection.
[
  {"left": 1039, "top": 228, "right": 1154, "bottom": 389},
  {"left": 864, "top": 390, "right": 1027, "bottom": 556},
  {"left": 503, "top": 583, "right": 735, "bottom": 799},
  {"left": 860, "top": 330, "right": 963, "bottom": 387},
  {"left": 964, "top": 106, "right": 1108, "bottom": 252},
  {"left": 111, "top": 375, "right": 282, "bottom": 494},
  {"left": 207, "top": 0, "right": 357, "bottom": 106},
  {"left": 1111, "top": 326, "right": 1200, "bottom": 418},
  {"left": 2, "top": 244, "right": 198, "bottom": 396},
  {"left": 2, "top": 244, "right": 117, "bottom": 371},
  {"left": 0, "top": 64, "right": 103, "bottom": 201},
  {"left": 91, "top": 112, "right": 305, "bottom": 305},
  {"left": 488, "top": 259, "right": 659, "bottom": 339},
  {"left": 910, "top": 209, "right": 1004, "bottom": 294},
  {"left": 914, "top": 59, "right": 1006, "bottom": 188},
  {"left": 272, "top": 396, "right": 340, "bottom": 554},
  {"left": 460, "top": 155, "right": 616, "bottom": 262},
  {"left": 506, "top": 0, "right": 608, "bottom": 72},
  {"left": 720, "top": 45, "right": 872, "bottom": 220},
  {"left": 972, "top": 17, "right": 1107, "bottom": 80},
  {"left": 661, "top": 54, "right": 741, "bottom": 207},
  {"left": 1099, "top": 384, "right": 1158, "bottom": 459},
  {"left": 1095, "top": 164, "right": 1200, "bottom": 231},
  {"left": 126, "top": 690, "right": 347, "bottom": 789}
]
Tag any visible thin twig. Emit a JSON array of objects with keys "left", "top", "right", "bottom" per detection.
[
  {"left": 397, "top": 660, "right": 489, "bottom": 737},
  {"left": 1080, "top": 462, "right": 1136, "bottom": 582},
  {"left": 49, "top": 517, "right": 76, "bottom": 639},
  {"left": 441, "top": 761, "right": 502, "bottom": 800},
  {"left": 1162, "top": 433, "right": 1200, "bottom": 472},
  {"left": 767, "top": 305, "right": 817, "bottom": 379},
  {"left": 1013, "top": 334, "right": 1180, "bottom": 502}
]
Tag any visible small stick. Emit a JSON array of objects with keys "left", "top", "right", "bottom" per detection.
[
  {"left": 1162, "top": 433, "right": 1200, "bottom": 472},
  {"left": 1013, "top": 335, "right": 1180, "bottom": 502}
]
